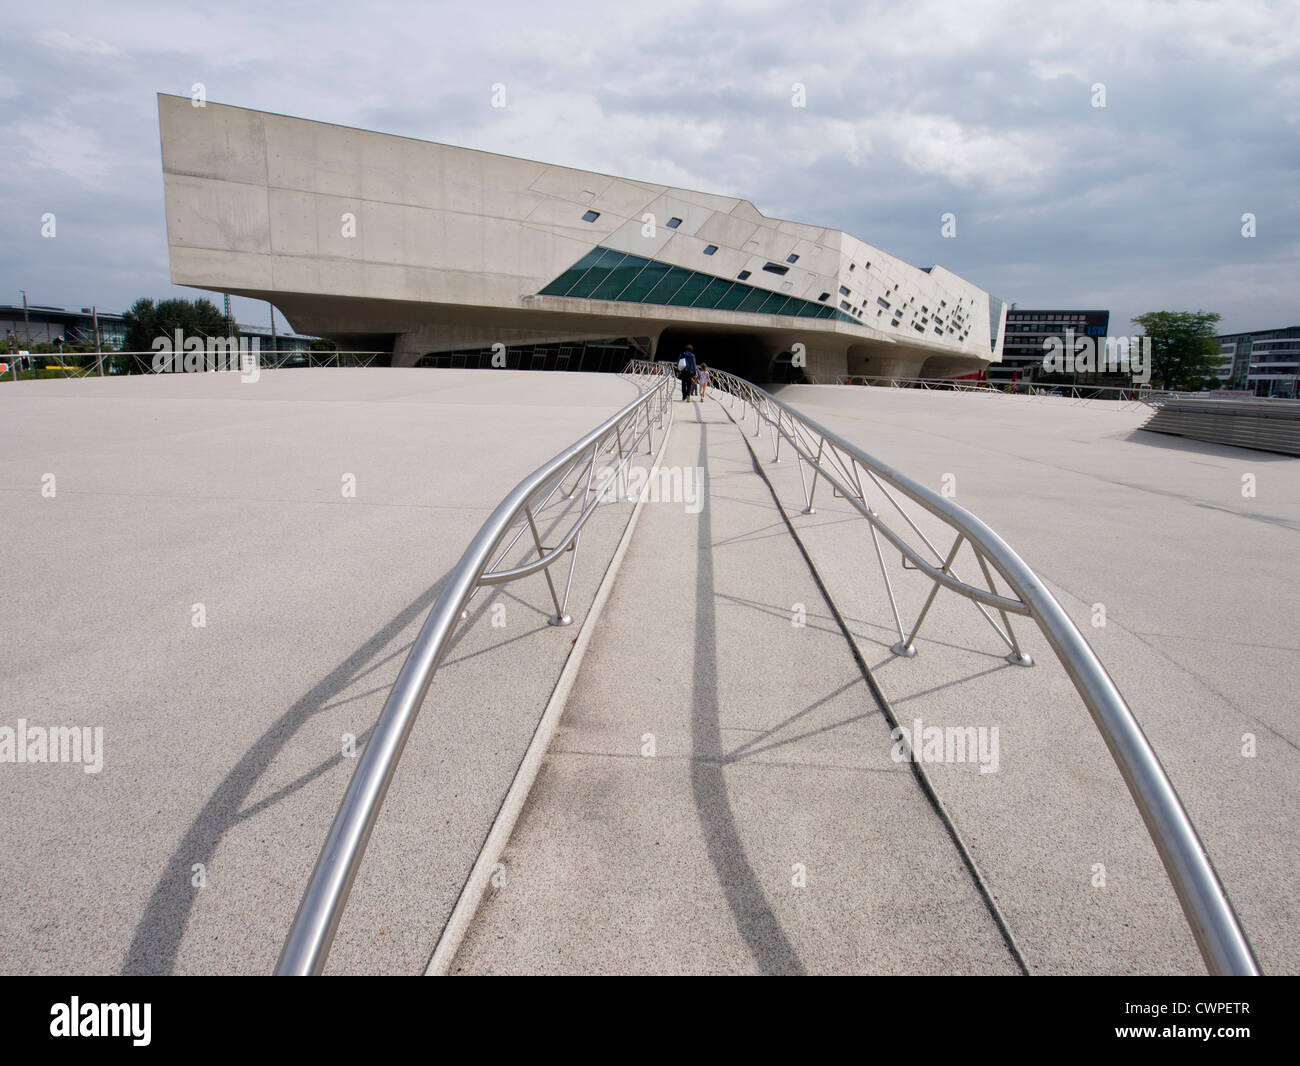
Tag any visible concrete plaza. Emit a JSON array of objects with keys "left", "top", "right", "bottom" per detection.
[{"left": 1, "top": 370, "right": 1294, "bottom": 974}]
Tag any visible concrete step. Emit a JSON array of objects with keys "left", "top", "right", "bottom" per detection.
[
  {"left": 1142, "top": 402, "right": 1300, "bottom": 455},
  {"left": 447, "top": 397, "right": 1019, "bottom": 974}
]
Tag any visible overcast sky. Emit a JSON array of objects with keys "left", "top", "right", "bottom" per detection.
[{"left": 3, "top": 0, "right": 1296, "bottom": 336}]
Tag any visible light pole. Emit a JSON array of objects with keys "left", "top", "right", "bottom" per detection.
[
  {"left": 19, "top": 290, "right": 32, "bottom": 375},
  {"left": 92, "top": 306, "right": 103, "bottom": 376}
]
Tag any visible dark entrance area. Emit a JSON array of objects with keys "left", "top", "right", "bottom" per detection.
[
  {"left": 417, "top": 336, "right": 652, "bottom": 372},
  {"left": 657, "top": 330, "right": 770, "bottom": 382}
]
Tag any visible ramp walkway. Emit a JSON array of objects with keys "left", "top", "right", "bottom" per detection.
[{"left": 447, "top": 395, "right": 1021, "bottom": 974}]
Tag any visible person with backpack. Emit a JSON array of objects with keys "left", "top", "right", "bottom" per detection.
[{"left": 676, "top": 344, "right": 697, "bottom": 402}]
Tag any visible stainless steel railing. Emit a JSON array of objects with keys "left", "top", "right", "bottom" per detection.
[
  {"left": 804, "top": 370, "right": 1155, "bottom": 408},
  {"left": 275, "top": 364, "right": 674, "bottom": 975},
  {"left": 636, "top": 358, "right": 1258, "bottom": 975}
]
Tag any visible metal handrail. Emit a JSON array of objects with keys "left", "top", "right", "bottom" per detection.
[
  {"left": 637, "top": 358, "right": 1258, "bottom": 975},
  {"left": 804, "top": 371, "right": 1155, "bottom": 407},
  {"left": 274, "top": 364, "right": 674, "bottom": 975}
]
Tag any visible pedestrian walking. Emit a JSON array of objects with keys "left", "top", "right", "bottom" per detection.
[{"left": 677, "top": 344, "right": 697, "bottom": 402}]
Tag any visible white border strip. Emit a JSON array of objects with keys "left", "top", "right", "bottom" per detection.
[{"left": 424, "top": 395, "right": 676, "bottom": 975}]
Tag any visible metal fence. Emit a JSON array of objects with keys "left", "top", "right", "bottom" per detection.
[
  {"left": 274, "top": 362, "right": 674, "bottom": 975},
  {"left": 803, "top": 371, "right": 1156, "bottom": 409},
  {"left": 638, "top": 358, "right": 1258, "bottom": 975},
  {"left": 1, "top": 349, "right": 388, "bottom": 380}
]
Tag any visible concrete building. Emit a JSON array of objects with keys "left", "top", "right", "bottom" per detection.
[
  {"left": 994, "top": 308, "right": 1110, "bottom": 383},
  {"left": 157, "top": 95, "right": 1007, "bottom": 382},
  {"left": 1217, "top": 326, "right": 1300, "bottom": 397}
]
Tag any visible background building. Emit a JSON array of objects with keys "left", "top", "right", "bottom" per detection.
[
  {"left": 0, "top": 302, "right": 320, "bottom": 365},
  {"left": 994, "top": 309, "right": 1111, "bottom": 384},
  {"left": 1217, "top": 326, "right": 1300, "bottom": 397},
  {"left": 0, "top": 304, "right": 128, "bottom": 350}
]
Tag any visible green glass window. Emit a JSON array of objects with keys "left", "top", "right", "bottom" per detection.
[
  {"left": 667, "top": 273, "right": 711, "bottom": 306},
  {"left": 692, "top": 277, "right": 735, "bottom": 309},
  {"left": 644, "top": 267, "right": 694, "bottom": 304},
  {"left": 539, "top": 246, "right": 877, "bottom": 327},
  {"left": 538, "top": 247, "right": 605, "bottom": 295},
  {"left": 618, "top": 260, "right": 672, "bottom": 302},
  {"left": 590, "top": 255, "right": 650, "bottom": 301},
  {"left": 711, "top": 283, "right": 750, "bottom": 311},
  {"left": 564, "top": 248, "right": 629, "bottom": 298}
]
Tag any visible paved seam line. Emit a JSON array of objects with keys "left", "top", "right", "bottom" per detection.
[
  {"left": 715, "top": 394, "right": 1032, "bottom": 977},
  {"left": 423, "top": 392, "right": 676, "bottom": 976}
]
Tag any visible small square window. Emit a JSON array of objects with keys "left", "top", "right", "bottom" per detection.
[
  {"left": 786, "top": 253, "right": 799, "bottom": 263},
  {"left": 581, "top": 210, "right": 600, "bottom": 222},
  {"left": 761, "top": 262, "right": 789, "bottom": 275},
  {"left": 737, "top": 270, "right": 751, "bottom": 280},
  {"left": 839, "top": 285, "right": 851, "bottom": 297},
  {"left": 818, "top": 292, "right": 830, "bottom": 301},
  {"left": 666, "top": 217, "right": 683, "bottom": 228},
  {"left": 703, "top": 245, "right": 718, "bottom": 255},
  {"left": 849, "top": 263, "right": 855, "bottom": 271}
]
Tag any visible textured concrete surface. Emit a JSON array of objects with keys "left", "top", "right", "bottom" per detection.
[
  {"left": 749, "top": 385, "right": 1299, "bottom": 974},
  {"left": 455, "top": 385, "right": 1297, "bottom": 975},
  {"left": 453, "top": 397, "right": 1019, "bottom": 975},
  {"left": 0, "top": 367, "right": 650, "bottom": 975},
  {"left": 5, "top": 372, "right": 1293, "bottom": 976}
]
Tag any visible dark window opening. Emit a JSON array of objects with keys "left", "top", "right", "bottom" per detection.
[
  {"left": 762, "top": 262, "right": 789, "bottom": 275},
  {"left": 581, "top": 210, "right": 600, "bottom": 222}
]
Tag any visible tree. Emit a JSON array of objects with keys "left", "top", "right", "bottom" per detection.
[
  {"left": 118, "top": 296, "right": 228, "bottom": 373},
  {"left": 1131, "top": 310, "right": 1222, "bottom": 389}
]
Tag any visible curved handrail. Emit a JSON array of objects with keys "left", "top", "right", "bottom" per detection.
[
  {"left": 274, "top": 365, "right": 674, "bottom": 975},
  {"left": 642, "top": 359, "right": 1258, "bottom": 975},
  {"left": 803, "top": 371, "right": 1155, "bottom": 407}
]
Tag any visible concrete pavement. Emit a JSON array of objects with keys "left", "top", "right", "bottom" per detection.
[
  {"left": 451, "top": 395, "right": 1020, "bottom": 974},
  {"left": 452, "top": 384, "right": 1298, "bottom": 975},
  {"left": 0, "top": 368, "right": 649, "bottom": 975},
  {"left": 762, "top": 384, "right": 1298, "bottom": 974},
  {"left": 2, "top": 370, "right": 1292, "bottom": 974}
]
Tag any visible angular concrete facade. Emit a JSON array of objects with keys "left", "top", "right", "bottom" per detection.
[{"left": 158, "top": 95, "right": 1006, "bottom": 381}]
